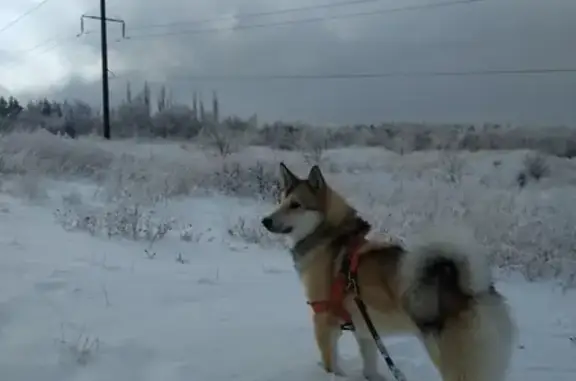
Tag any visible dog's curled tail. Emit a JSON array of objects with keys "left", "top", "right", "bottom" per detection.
[
  {"left": 400, "top": 226, "right": 516, "bottom": 381},
  {"left": 400, "top": 226, "right": 492, "bottom": 301}
]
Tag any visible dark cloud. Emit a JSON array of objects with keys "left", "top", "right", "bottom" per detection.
[{"left": 15, "top": 0, "right": 576, "bottom": 124}]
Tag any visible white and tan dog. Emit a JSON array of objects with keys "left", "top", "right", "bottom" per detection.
[{"left": 261, "top": 163, "right": 516, "bottom": 381}]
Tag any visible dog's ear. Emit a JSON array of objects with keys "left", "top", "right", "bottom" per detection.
[
  {"left": 279, "top": 162, "right": 299, "bottom": 189},
  {"left": 307, "top": 165, "right": 326, "bottom": 192}
]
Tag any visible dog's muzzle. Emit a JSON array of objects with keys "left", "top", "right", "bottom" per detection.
[
  {"left": 261, "top": 217, "right": 292, "bottom": 234},
  {"left": 261, "top": 217, "right": 273, "bottom": 230}
]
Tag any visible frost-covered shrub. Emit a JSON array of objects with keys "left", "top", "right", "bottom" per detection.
[
  {"left": 209, "top": 161, "right": 280, "bottom": 201},
  {"left": 0, "top": 129, "right": 114, "bottom": 177},
  {"left": 54, "top": 200, "right": 175, "bottom": 242},
  {"left": 438, "top": 150, "right": 466, "bottom": 183},
  {"left": 4, "top": 173, "right": 48, "bottom": 201},
  {"left": 58, "top": 329, "right": 100, "bottom": 367},
  {"left": 351, "top": 172, "right": 576, "bottom": 287},
  {"left": 3, "top": 129, "right": 574, "bottom": 286},
  {"left": 179, "top": 224, "right": 206, "bottom": 243},
  {"left": 227, "top": 216, "right": 285, "bottom": 248},
  {"left": 102, "top": 202, "right": 174, "bottom": 241},
  {"left": 522, "top": 151, "right": 550, "bottom": 181},
  {"left": 97, "top": 154, "right": 200, "bottom": 204}
]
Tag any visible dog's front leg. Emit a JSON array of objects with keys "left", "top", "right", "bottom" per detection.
[{"left": 313, "top": 313, "right": 345, "bottom": 376}]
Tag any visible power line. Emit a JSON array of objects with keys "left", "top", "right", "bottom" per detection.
[
  {"left": 0, "top": 0, "right": 53, "bottom": 35},
  {"left": 13, "top": 26, "right": 116, "bottom": 57},
  {"left": 0, "top": 34, "right": 81, "bottom": 71},
  {"left": 20, "top": 35, "right": 79, "bottom": 55},
  {"left": 160, "top": 68, "right": 576, "bottom": 81},
  {"left": 0, "top": 37, "right": 70, "bottom": 73},
  {"left": 1, "top": 2, "right": 100, "bottom": 57},
  {"left": 126, "top": 0, "right": 485, "bottom": 40},
  {"left": 20, "top": 36, "right": 61, "bottom": 53},
  {"left": 128, "top": 0, "right": 403, "bottom": 31}
]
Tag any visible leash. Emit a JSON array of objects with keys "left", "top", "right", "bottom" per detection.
[
  {"left": 343, "top": 243, "right": 408, "bottom": 381},
  {"left": 349, "top": 283, "right": 408, "bottom": 381}
]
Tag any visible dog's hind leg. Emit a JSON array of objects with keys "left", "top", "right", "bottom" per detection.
[
  {"left": 435, "top": 298, "right": 516, "bottom": 381},
  {"left": 421, "top": 334, "right": 442, "bottom": 372}
]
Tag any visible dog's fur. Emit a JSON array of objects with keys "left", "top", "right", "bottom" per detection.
[{"left": 261, "top": 163, "right": 516, "bottom": 381}]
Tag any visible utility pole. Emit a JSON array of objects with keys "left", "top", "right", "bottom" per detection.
[
  {"left": 99, "top": 0, "right": 110, "bottom": 140},
  {"left": 78, "top": 6, "right": 126, "bottom": 140}
]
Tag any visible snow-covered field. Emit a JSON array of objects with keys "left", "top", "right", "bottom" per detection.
[{"left": 0, "top": 130, "right": 575, "bottom": 381}]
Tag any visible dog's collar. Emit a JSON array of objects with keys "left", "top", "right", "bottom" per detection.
[{"left": 290, "top": 214, "right": 371, "bottom": 263}]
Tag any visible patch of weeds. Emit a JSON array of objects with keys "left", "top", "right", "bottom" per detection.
[
  {"left": 54, "top": 201, "right": 175, "bottom": 242},
  {"left": 197, "top": 268, "right": 220, "bottom": 285},
  {"left": 144, "top": 249, "right": 157, "bottom": 259},
  {"left": 520, "top": 151, "right": 550, "bottom": 184},
  {"left": 227, "top": 216, "right": 286, "bottom": 248},
  {"left": 227, "top": 216, "right": 263, "bottom": 244},
  {"left": 176, "top": 253, "right": 189, "bottom": 264},
  {"left": 212, "top": 161, "right": 280, "bottom": 201},
  {"left": 61, "top": 191, "right": 83, "bottom": 206},
  {"left": 439, "top": 150, "right": 465, "bottom": 183},
  {"left": 262, "top": 265, "right": 290, "bottom": 274},
  {"left": 58, "top": 325, "right": 100, "bottom": 366},
  {"left": 54, "top": 208, "right": 99, "bottom": 236},
  {"left": 6, "top": 173, "right": 48, "bottom": 201},
  {"left": 179, "top": 224, "right": 205, "bottom": 243}
]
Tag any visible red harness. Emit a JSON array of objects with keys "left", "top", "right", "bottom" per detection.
[{"left": 306, "top": 239, "right": 364, "bottom": 325}]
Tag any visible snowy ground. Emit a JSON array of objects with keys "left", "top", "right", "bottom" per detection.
[
  {"left": 0, "top": 184, "right": 575, "bottom": 381},
  {"left": 0, "top": 132, "right": 575, "bottom": 380}
]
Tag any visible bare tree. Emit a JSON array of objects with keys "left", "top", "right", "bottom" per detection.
[{"left": 202, "top": 124, "right": 232, "bottom": 157}]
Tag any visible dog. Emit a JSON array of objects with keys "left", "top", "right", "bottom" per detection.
[{"left": 261, "top": 163, "right": 516, "bottom": 381}]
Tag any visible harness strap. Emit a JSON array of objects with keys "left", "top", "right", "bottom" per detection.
[
  {"left": 306, "top": 238, "right": 363, "bottom": 325},
  {"left": 307, "top": 275, "right": 352, "bottom": 325}
]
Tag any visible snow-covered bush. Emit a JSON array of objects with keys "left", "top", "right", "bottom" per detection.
[
  {"left": 58, "top": 325, "right": 100, "bottom": 367},
  {"left": 0, "top": 131, "right": 279, "bottom": 203},
  {"left": 208, "top": 160, "right": 280, "bottom": 201},
  {"left": 2, "top": 128, "right": 574, "bottom": 286},
  {"left": 339, "top": 165, "right": 576, "bottom": 286},
  {"left": 227, "top": 216, "right": 284, "bottom": 248},
  {"left": 0, "top": 129, "right": 113, "bottom": 177},
  {"left": 4, "top": 172, "right": 48, "bottom": 201},
  {"left": 522, "top": 151, "right": 550, "bottom": 181},
  {"left": 438, "top": 150, "right": 466, "bottom": 184},
  {"left": 54, "top": 200, "right": 175, "bottom": 242},
  {"left": 179, "top": 224, "right": 205, "bottom": 243}
]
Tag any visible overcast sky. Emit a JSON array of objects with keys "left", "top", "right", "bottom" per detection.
[{"left": 0, "top": 0, "right": 575, "bottom": 125}]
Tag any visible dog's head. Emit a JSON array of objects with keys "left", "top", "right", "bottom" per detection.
[{"left": 261, "top": 163, "right": 352, "bottom": 243}]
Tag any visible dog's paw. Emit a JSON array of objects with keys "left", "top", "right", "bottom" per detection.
[
  {"left": 316, "top": 361, "right": 346, "bottom": 377},
  {"left": 332, "top": 366, "right": 346, "bottom": 377},
  {"left": 363, "top": 371, "right": 389, "bottom": 381}
]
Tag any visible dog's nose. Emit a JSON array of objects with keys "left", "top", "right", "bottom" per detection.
[{"left": 261, "top": 217, "right": 273, "bottom": 229}]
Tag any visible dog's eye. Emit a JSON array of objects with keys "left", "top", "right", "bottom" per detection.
[{"left": 288, "top": 201, "right": 301, "bottom": 209}]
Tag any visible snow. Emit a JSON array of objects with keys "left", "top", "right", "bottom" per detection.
[
  {"left": 0, "top": 186, "right": 574, "bottom": 381},
  {"left": 0, "top": 131, "right": 575, "bottom": 380}
]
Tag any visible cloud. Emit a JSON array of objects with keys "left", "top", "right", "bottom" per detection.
[{"left": 1, "top": 0, "right": 576, "bottom": 124}]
